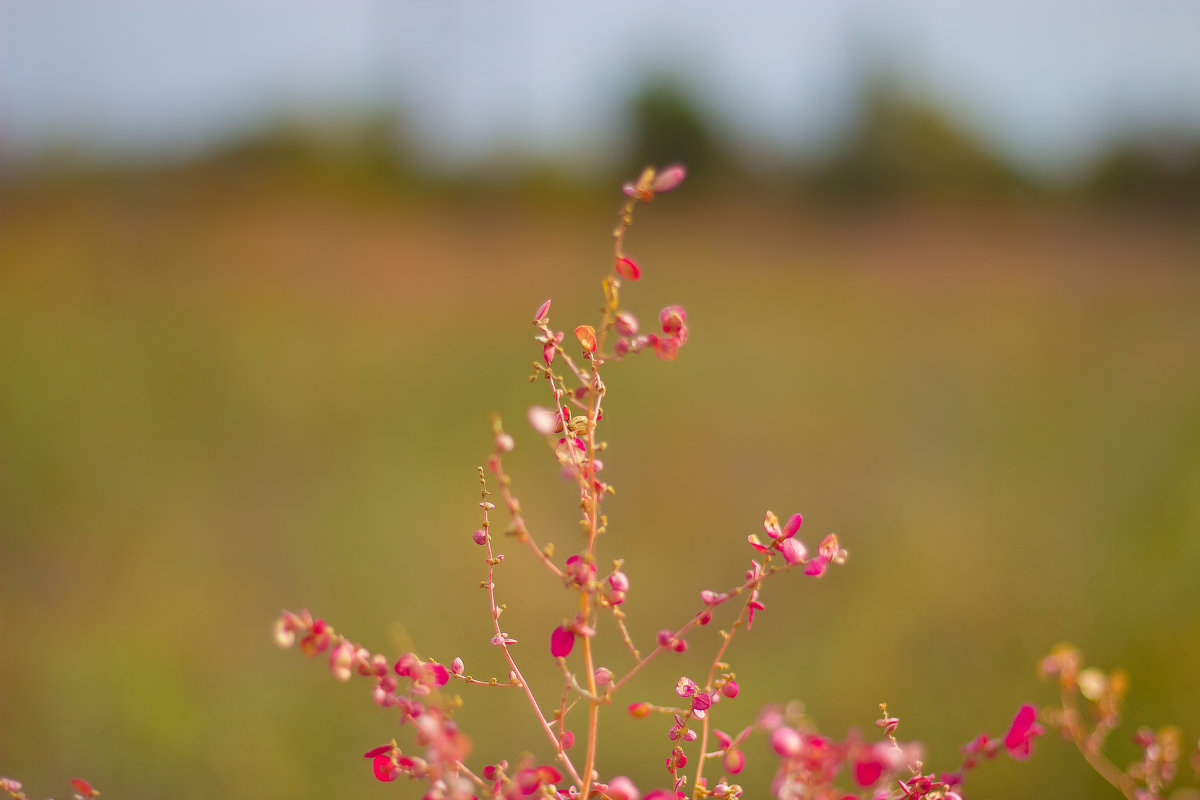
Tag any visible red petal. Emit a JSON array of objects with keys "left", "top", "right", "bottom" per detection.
[
  {"left": 535, "top": 765, "right": 563, "bottom": 784},
  {"left": 854, "top": 760, "right": 883, "bottom": 787},
  {"left": 550, "top": 625, "right": 575, "bottom": 658},
  {"left": 373, "top": 755, "right": 399, "bottom": 782},
  {"left": 616, "top": 257, "right": 641, "bottom": 281}
]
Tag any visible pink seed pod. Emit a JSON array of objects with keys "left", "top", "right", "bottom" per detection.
[
  {"left": 451, "top": 657, "right": 464, "bottom": 675},
  {"left": 722, "top": 680, "right": 740, "bottom": 698},
  {"left": 609, "top": 570, "right": 630, "bottom": 593},
  {"left": 616, "top": 256, "right": 641, "bottom": 281},
  {"left": 472, "top": 529, "right": 488, "bottom": 546},
  {"left": 575, "top": 325, "right": 597, "bottom": 354},
  {"left": 628, "top": 702, "right": 651, "bottom": 718},
  {"left": 660, "top": 305, "right": 687, "bottom": 334},
  {"left": 652, "top": 164, "right": 687, "bottom": 194},
  {"left": 771, "top": 726, "right": 804, "bottom": 758},
  {"left": 614, "top": 311, "right": 639, "bottom": 337}
]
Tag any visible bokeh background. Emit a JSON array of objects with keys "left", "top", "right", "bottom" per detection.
[{"left": 2, "top": 2, "right": 1199, "bottom": 799}]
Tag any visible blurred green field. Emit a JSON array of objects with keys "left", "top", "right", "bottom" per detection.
[{"left": 2, "top": 171, "right": 1199, "bottom": 799}]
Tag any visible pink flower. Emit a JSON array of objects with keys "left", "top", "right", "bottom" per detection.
[
  {"left": 1003, "top": 704, "right": 1044, "bottom": 761},
  {"left": 370, "top": 753, "right": 399, "bottom": 782},
  {"left": 534, "top": 298, "right": 552, "bottom": 323},
  {"left": 550, "top": 625, "right": 575, "bottom": 658},
  {"left": 659, "top": 306, "right": 686, "bottom": 334},
  {"left": 615, "top": 311, "right": 639, "bottom": 337},
  {"left": 715, "top": 727, "right": 752, "bottom": 775},
  {"left": 541, "top": 331, "right": 564, "bottom": 364},
  {"left": 749, "top": 511, "right": 808, "bottom": 566},
  {"left": 779, "top": 538, "right": 807, "bottom": 565},
  {"left": 300, "top": 617, "right": 331, "bottom": 656},
  {"left": 770, "top": 726, "right": 803, "bottom": 758}
]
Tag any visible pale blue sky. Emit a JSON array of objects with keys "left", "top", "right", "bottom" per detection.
[{"left": 3, "top": 1, "right": 1199, "bottom": 176}]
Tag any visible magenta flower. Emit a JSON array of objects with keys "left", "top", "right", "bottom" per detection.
[
  {"left": 550, "top": 625, "right": 575, "bottom": 658},
  {"left": 1003, "top": 703, "right": 1044, "bottom": 760}
]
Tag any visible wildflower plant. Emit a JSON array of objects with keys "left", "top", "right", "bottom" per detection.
[{"left": 269, "top": 164, "right": 1160, "bottom": 800}]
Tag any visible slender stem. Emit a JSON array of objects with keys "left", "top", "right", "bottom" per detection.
[
  {"left": 581, "top": 357, "right": 605, "bottom": 799},
  {"left": 480, "top": 473, "right": 585, "bottom": 789},
  {"left": 691, "top": 595, "right": 754, "bottom": 797},
  {"left": 1059, "top": 685, "right": 1138, "bottom": 800},
  {"left": 612, "top": 560, "right": 788, "bottom": 692},
  {"left": 490, "top": 457, "right": 565, "bottom": 581}
]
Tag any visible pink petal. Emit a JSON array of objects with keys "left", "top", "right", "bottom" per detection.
[
  {"left": 373, "top": 755, "right": 399, "bottom": 782},
  {"left": 528, "top": 406, "right": 559, "bottom": 435},
  {"left": 550, "top": 625, "right": 575, "bottom": 658},
  {"left": 534, "top": 298, "right": 552, "bottom": 323},
  {"left": 779, "top": 538, "right": 807, "bottom": 565},
  {"left": 782, "top": 513, "right": 803, "bottom": 538},
  {"left": 770, "top": 726, "right": 803, "bottom": 758},
  {"left": 854, "top": 759, "right": 883, "bottom": 787},
  {"left": 535, "top": 765, "right": 563, "bottom": 784},
  {"left": 607, "top": 776, "right": 641, "bottom": 800}
]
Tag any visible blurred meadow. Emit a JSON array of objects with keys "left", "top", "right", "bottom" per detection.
[{"left": 3, "top": 4, "right": 1200, "bottom": 800}]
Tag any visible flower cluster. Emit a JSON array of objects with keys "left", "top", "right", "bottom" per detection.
[
  {"left": 0, "top": 778, "right": 98, "bottom": 800},
  {"left": 273, "top": 164, "right": 1053, "bottom": 800}
]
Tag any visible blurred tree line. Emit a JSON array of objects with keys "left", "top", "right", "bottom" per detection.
[{"left": 3, "top": 73, "right": 1198, "bottom": 211}]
